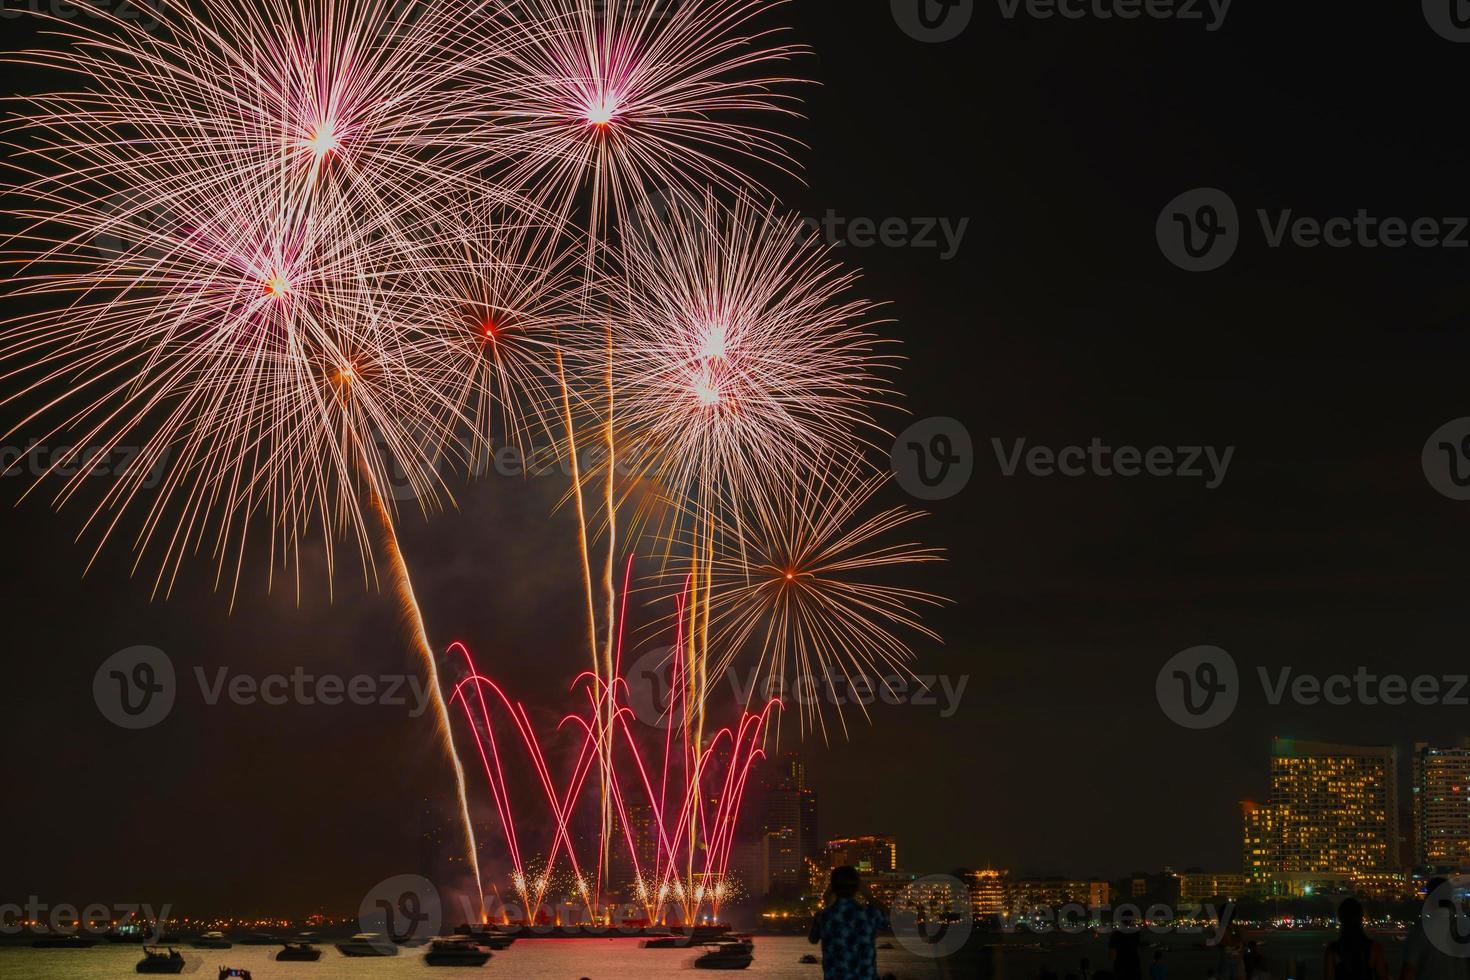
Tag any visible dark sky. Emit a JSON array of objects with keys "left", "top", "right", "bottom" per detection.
[{"left": 6, "top": 0, "right": 1470, "bottom": 917}]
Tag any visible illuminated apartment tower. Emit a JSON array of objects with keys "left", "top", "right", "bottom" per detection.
[
  {"left": 1243, "top": 739, "right": 1399, "bottom": 893},
  {"left": 764, "top": 751, "right": 818, "bottom": 893},
  {"left": 1412, "top": 740, "right": 1470, "bottom": 869},
  {"left": 1241, "top": 799, "right": 1279, "bottom": 894}
]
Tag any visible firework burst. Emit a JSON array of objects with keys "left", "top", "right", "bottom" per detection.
[
  {"left": 605, "top": 192, "right": 897, "bottom": 530},
  {"left": 0, "top": 163, "right": 477, "bottom": 598},
  {"left": 702, "top": 467, "right": 947, "bottom": 739},
  {"left": 374, "top": 199, "right": 593, "bottom": 464},
  {"left": 453, "top": 0, "right": 809, "bottom": 225},
  {"left": 2, "top": 0, "right": 519, "bottom": 244}
]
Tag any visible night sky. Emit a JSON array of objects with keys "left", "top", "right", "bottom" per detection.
[{"left": 6, "top": 0, "right": 1470, "bottom": 916}]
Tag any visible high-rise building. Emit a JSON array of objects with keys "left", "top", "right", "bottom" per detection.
[
  {"left": 965, "top": 869, "right": 1008, "bottom": 918},
  {"left": 764, "top": 751, "right": 818, "bottom": 894},
  {"left": 1412, "top": 740, "right": 1470, "bottom": 870},
  {"left": 1242, "top": 739, "right": 1400, "bottom": 895},
  {"left": 1241, "top": 800, "right": 1278, "bottom": 894},
  {"left": 825, "top": 836, "right": 898, "bottom": 875},
  {"left": 608, "top": 799, "right": 658, "bottom": 900}
]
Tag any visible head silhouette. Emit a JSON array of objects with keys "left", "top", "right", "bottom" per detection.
[
  {"left": 830, "top": 865, "right": 861, "bottom": 898},
  {"left": 1336, "top": 896, "right": 1369, "bottom": 952}
]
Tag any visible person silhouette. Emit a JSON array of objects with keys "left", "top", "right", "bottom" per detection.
[
  {"left": 808, "top": 866, "right": 890, "bottom": 980},
  {"left": 1325, "top": 897, "right": 1391, "bottom": 980},
  {"left": 1150, "top": 949, "right": 1169, "bottom": 980},
  {"left": 1402, "top": 878, "right": 1470, "bottom": 980}
]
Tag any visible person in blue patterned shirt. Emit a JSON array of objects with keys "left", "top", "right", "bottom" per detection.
[{"left": 808, "top": 866, "right": 890, "bottom": 980}]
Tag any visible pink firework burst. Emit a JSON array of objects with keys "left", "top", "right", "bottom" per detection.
[
  {"left": 452, "top": 0, "right": 810, "bottom": 225},
  {"left": 605, "top": 192, "right": 898, "bottom": 521}
]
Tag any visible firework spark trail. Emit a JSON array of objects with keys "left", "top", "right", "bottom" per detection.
[
  {"left": 448, "top": 563, "right": 778, "bottom": 927},
  {"left": 364, "top": 474, "right": 485, "bottom": 921}
]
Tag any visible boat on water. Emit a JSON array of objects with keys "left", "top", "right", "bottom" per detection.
[
  {"left": 694, "top": 942, "right": 754, "bottom": 970},
  {"left": 31, "top": 934, "right": 99, "bottom": 948},
  {"left": 499, "top": 923, "right": 728, "bottom": 941},
  {"left": 336, "top": 932, "right": 400, "bottom": 957},
  {"left": 276, "top": 939, "right": 323, "bottom": 961},
  {"left": 453, "top": 924, "right": 516, "bottom": 949},
  {"left": 192, "top": 932, "right": 232, "bottom": 950},
  {"left": 799, "top": 953, "right": 821, "bottom": 964},
  {"left": 135, "top": 946, "right": 186, "bottom": 974},
  {"left": 425, "top": 937, "right": 494, "bottom": 967},
  {"left": 239, "top": 932, "right": 282, "bottom": 946},
  {"left": 643, "top": 935, "right": 693, "bottom": 949}
]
